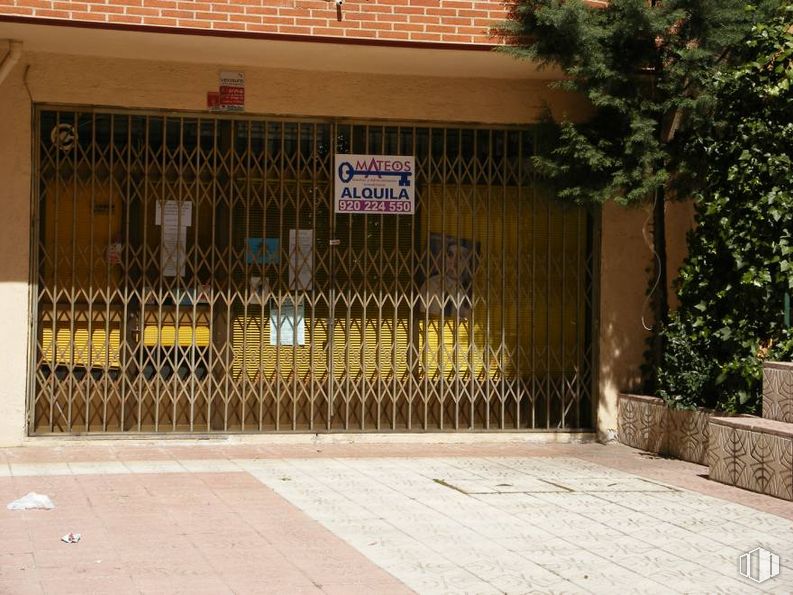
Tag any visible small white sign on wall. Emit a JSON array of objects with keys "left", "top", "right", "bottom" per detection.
[{"left": 219, "top": 71, "right": 245, "bottom": 112}]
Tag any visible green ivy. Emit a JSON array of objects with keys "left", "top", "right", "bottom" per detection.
[{"left": 657, "top": 7, "right": 793, "bottom": 412}]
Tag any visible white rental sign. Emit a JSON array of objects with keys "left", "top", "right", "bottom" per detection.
[{"left": 334, "top": 154, "right": 415, "bottom": 214}]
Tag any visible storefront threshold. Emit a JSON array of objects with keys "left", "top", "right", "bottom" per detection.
[{"left": 22, "top": 430, "right": 597, "bottom": 447}]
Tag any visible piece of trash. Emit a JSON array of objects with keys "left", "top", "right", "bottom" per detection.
[
  {"left": 7, "top": 492, "right": 55, "bottom": 510},
  {"left": 61, "top": 533, "right": 81, "bottom": 544}
]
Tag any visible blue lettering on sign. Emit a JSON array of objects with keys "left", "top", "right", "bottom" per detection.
[{"left": 338, "top": 161, "right": 412, "bottom": 187}]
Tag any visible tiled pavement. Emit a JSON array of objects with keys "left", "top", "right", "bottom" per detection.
[{"left": 0, "top": 441, "right": 791, "bottom": 594}]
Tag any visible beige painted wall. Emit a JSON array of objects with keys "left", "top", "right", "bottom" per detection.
[
  {"left": 20, "top": 52, "right": 586, "bottom": 125},
  {"left": 596, "top": 200, "right": 695, "bottom": 441},
  {"left": 597, "top": 202, "right": 651, "bottom": 440},
  {"left": 0, "top": 48, "right": 692, "bottom": 445}
]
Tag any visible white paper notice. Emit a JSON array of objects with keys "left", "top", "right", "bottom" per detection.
[
  {"left": 269, "top": 298, "right": 305, "bottom": 346},
  {"left": 156, "top": 200, "right": 192, "bottom": 277},
  {"left": 289, "top": 229, "right": 313, "bottom": 291}
]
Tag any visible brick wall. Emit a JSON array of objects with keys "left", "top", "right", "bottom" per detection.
[{"left": 0, "top": 0, "right": 511, "bottom": 45}]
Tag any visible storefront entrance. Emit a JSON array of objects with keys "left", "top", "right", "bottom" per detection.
[{"left": 30, "top": 108, "right": 593, "bottom": 434}]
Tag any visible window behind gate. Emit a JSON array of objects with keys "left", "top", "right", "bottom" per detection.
[{"left": 31, "top": 109, "right": 594, "bottom": 434}]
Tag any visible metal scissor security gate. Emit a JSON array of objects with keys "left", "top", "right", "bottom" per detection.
[{"left": 30, "top": 108, "right": 593, "bottom": 434}]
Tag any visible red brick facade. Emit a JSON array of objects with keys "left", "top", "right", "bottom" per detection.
[{"left": 0, "top": 0, "right": 509, "bottom": 45}]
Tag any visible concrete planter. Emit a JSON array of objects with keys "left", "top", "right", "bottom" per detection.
[
  {"left": 708, "top": 416, "right": 793, "bottom": 501},
  {"left": 705, "top": 361, "right": 793, "bottom": 500},
  {"left": 617, "top": 393, "right": 715, "bottom": 465},
  {"left": 763, "top": 361, "right": 793, "bottom": 423}
]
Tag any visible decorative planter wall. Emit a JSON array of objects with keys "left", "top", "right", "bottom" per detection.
[
  {"left": 708, "top": 416, "right": 793, "bottom": 501},
  {"left": 763, "top": 361, "right": 793, "bottom": 423},
  {"left": 619, "top": 362, "right": 793, "bottom": 501},
  {"left": 707, "top": 361, "right": 793, "bottom": 501},
  {"left": 616, "top": 394, "right": 667, "bottom": 454},
  {"left": 617, "top": 393, "right": 714, "bottom": 465}
]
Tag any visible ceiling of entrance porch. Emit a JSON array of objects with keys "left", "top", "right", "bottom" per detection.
[{"left": 0, "top": 21, "right": 563, "bottom": 80}]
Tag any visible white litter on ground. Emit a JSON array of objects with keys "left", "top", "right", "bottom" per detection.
[
  {"left": 61, "top": 532, "right": 81, "bottom": 544},
  {"left": 7, "top": 492, "right": 55, "bottom": 510}
]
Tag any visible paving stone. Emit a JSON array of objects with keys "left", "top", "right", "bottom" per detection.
[{"left": 2, "top": 442, "right": 793, "bottom": 593}]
